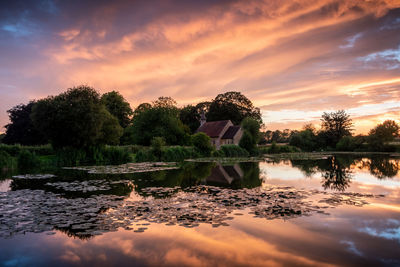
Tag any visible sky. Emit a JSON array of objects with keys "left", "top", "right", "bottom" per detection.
[{"left": 0, "top": 0, "right": 400, "bottom": 134}]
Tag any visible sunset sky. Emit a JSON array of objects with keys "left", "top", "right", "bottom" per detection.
[{"left": 1, "top": 0, "right": 400, "bottom": 134}]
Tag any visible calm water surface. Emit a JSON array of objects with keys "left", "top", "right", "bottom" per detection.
[{"left": 0, "top": 155, "right": 399, "bottom": 267}]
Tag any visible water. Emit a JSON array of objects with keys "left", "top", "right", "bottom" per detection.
[{"left": 0, "top": 155, "right": 399, "bottom": 266}]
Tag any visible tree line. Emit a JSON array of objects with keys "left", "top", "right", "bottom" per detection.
[
  {"left": 270, "top": 110, "right": 399, "bottom": 152},
  {"left": 1, "top": 86, "right": 262, "bottom": 152}
]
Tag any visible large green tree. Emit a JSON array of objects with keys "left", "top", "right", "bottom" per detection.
[
  {"left": 320, "top": 110, "right": 353, "bottom": 147},
  {"left": 125, "top": 102, "right": 188, "bottom": 145},
  {"left": 207, "top": 91, "right": 262, "bottom": 125},
  {"left": 3, "top": 101, "right": 47, "bottom": 145},
  {"left": 101, "top": 91, "right": 133, "bottom": 128},
  {"left": 32, "top": 86, "right": 122, "bottom": 149}
]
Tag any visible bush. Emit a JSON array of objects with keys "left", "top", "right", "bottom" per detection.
[
  {"left": 259, "top": 144, "right": 299, "bottom": 154},
  {"left": 135, "top": 148, "right": 156, "bottom": 162},
  {"left": 220, "top": 145, "right": 249, "bottom": 157},
  {"left": 17, "top": 150, "right": 40, "bottom": 170},
  {"left": 211, "top": 149, "right": 225, "bottom": 157},
  {"left": 191, "top": 133, "right": 213, "bottom": 156},
  {"left": 0, "top": 150, "right": 14, "bottom": 169},
  {"left": 102, "top": 146, "right": 132, "bottom": 165},
  {"left": 161, "top": 146, "right": 197, "bottom": 162},
  {"left": 55, "top": 148, "right": 87, "bottom": 166},
  {"left": 151, "top": 137, "right": 166, "bottom": 161},
  {"left": 0, "top": 144, "right": 53, "bottom": 156},
  {"left": 239, "top": 130, "right": 255, "bottom": 154},
  {"left": 336, "top": 136, "right": 364, "bottom": 151}
]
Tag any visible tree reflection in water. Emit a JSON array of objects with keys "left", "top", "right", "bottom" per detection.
[
  {"left": 362, "top": 156, "right": 400, "bottom": 179},
  {"left": 290, "top": 155, "right": 400, "bottom": 191}
]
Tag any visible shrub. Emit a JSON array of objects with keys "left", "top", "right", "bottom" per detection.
[
  {"left": 211, "top": 149, "right": 225, "bottom": 157},
  {"left": 151, "top": 137, "right": 166, "bottom": 161},
  {"left": 220, "top": 145, "right": 249, "bottom": 157},
  {"left": 17, "top": 150, "right": 40, "bottom": 170},
  {"left": 102, "top": 146, "right": 132, "bottom": 164},
  {"left": 0, "top": 150, "right": 14, "bottom": 169},
  {"left": 55, "top": 148, "right": 87, "bottom": 166},
  {"left": 135, "top": 148, "right": 156, "bottom": 162},
  {"left": 239, "top": 130, "right": 255, "bottom": 154},
  {"left": 161, "top": 146, "right": 196, "bottom": 162},
  {"left": 336, "top": 136, "right": 365, "bottom": 151},
  {"left": 191, "top": 132, "right": 213, "bottom": 156},
  {"left": 0, "top": 144, "right": 54, "bottom": 156}
]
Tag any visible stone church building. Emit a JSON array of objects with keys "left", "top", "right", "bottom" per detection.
[{"left": 196, "top": 113, "right": 243, "bottom": 149}]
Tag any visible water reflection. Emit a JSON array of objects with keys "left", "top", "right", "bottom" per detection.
[{"left": 1, "top": 155, "right": 400, "bottom": 266}]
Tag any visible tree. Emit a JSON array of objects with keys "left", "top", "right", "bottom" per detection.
[
  {"left": 241, "top": 117, "right": 260, "bottom": 142},
  {"left": 2, "top": 101, "right": 47, "bottom": 145},
  {"left": 289, "top": 129, "right": 318, "bottom": 152},
  {"left": 180, "top": 105, "right": 201, "bottom": 134},
  {"left": 191, "top": 132, "right": 213, "bottom": 156},
  {"left": 133, "top": 103, "right": 152, "bottom": 117},
  {"left": 125, "top": 106, "right": 187, "bottom": 146},
  {"left": 101, "top": 91, "right": 133, "bottom": 128},
  {"left": 320, "top": 110, "right": 353, "bottom": 147},
  {"left": 239, "top": 131, "right": 255, "bottom": 153},
  {"left": 151, "top": 137, "right": 166, "bottom": 161},
  {"left": 31, "top": 86, "right": 123, "bottom": 149},
  {"left": 152, "top": 96, "right": 177, "bottom": 109},
  {"left": 207, "top": 91, "right": 262, "bottom": 125},
  {"left": 368, "top": 120, "right": 399, "bottom": 151}
]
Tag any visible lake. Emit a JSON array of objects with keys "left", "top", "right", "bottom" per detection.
[{"left": 1, "top": 154, "right": 399, "bottom": 266}]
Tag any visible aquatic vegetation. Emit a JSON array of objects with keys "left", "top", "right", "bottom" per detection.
[{"left": 63, "top": 162, "right": 179, "bottom": 174}]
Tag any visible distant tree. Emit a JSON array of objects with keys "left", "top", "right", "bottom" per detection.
[
  {"left": 320, "top": 110, "right": 353, "bottom": 147},
  {"left": 2, "top": 101, "right": 47, "bottom": 145},
  {"left": 195, "top": 101, "right": 211, "bottom": 114},
  {"left": 207, "top": 91, "right": 262, "bottom": 125},
  {"left": 191, "top": 132, "right": 213, "bottom": 156},
  {"left": 152, "top": 96, "right": 178, "bottom": 109},
  {"left": 31, "top": 86, "right": 123, "bottom": 149},
  {"left": 289, "top": 128, "right": 318, "bottom": 152},
  {"left": 180, "top": 105, "right": 200, "bottom": 133},
  {"left": 101, "top": 91, "right": 133, "bottom": 128},
  {"left": 367, "top": 120, "right": 399, "bottom": 151}
]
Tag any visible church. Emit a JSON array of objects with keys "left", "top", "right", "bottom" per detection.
[{"left": 196, "top": 112, "right": 243, "bottom": 149}]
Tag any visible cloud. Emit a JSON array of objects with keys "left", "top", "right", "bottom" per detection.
[{"left": 0, "top": 0, "right": 400, "bottom": 133}]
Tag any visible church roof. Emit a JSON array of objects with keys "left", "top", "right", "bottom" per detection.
[
  {"left": 196, "top": 120, "right": 231, "bottom": 138},
  {"left": 221, "top": 126, "right": 240, "bottom": 139}
]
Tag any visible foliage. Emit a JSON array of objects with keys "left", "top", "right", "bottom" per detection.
[
  {"left": 161, "top": 146, "right": 197, "bottom": 162},
  {"left": 151, "top": 137, "right": 166, "bottom": 160},
  {"left": 135, "top": 148, "right": 157, "bottom": 162},
  {"left": 320, "top": 110, "right": 353, "bottom": 147},
  {"left": 220, "top": 145, "right": 249, "bottom": 157},
  {"left": 152, "top": 96, "right": 178, "bottom": 109},
  {"left": 241, "top": 117, "right": 260, "bottom": 143},
  {"left": 126, "top": 105, "right": 187, "bottom": 146},
  {"left": 133, "top": 103, "right": 152, "bottom": 117},
  {"left": 207, "top": 91, "right": 262, "bottom": 125},
  {"left": 191, "top": 132, "right": 213, "bottom": 156},
  {"left": 101, "top": 146, "right": 132, "bottom": 165},
  {"left": 0, "top": 133, "right": 4, "bottom": 143},
  {"left": 2, "top": 101, "right": 47, "bottom": 145},
  {"left": 239, "top": 130, "right": 255, "bottom": 153},
  {"left": 289, "top": 129, "right": 318, "bottom": 152},
  {"left": 180, "top": 105, "right": 200, "bottom": 133},
  {"left": 17, "top": 150, "right": 40, "bottom": 170},
  {"left": 32, "top": 86, "right": 123, "bottom": 149},
  {"left": 368, "top": 120, "right": 400, "bottom": 151},
  {"left": 101, "top": 91, "right": 133, "bottom": 128},
  {"left": 336, "top": 136, "right": 365, "bottom": 152},
  {"left": 0, "top": 150, "right": 14, "bottom": 169},
  {"left": 259, "top": 143, "right": 300, "bottom": 154},
  {"left": 0, "top": 144, "right": 54, "bottom": 157}
]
